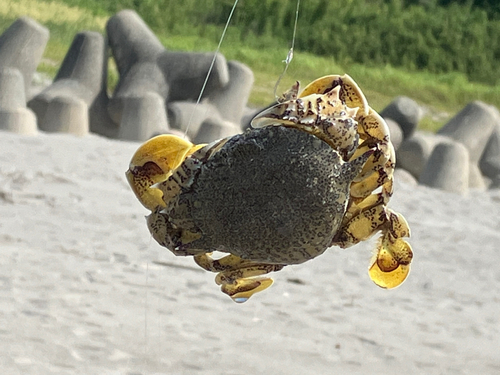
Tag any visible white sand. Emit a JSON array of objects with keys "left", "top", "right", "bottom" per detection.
[{"left": 1, "top": 130, "right": 499, "bottom": 374}]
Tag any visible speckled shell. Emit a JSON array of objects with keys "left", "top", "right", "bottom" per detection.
[{"left": 156, "top": 126, "right": 370, "bottom": 265}]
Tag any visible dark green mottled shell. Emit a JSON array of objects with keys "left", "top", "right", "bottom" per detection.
[{"left": 160, "top": 126, "right": 366, "bottom": 265}]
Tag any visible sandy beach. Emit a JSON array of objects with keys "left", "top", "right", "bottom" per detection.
[{"left": 1, "top": 130, "right": 499, "bottom": 374}]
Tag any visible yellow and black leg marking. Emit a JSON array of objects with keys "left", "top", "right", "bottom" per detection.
[{"left": 194, "top": 253, "right": 284, "bottom": 303}]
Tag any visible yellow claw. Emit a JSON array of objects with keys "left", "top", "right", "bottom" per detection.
[
  {"left": 299, "top": 74, "right": 369, "bottom": 116},
  {"left": 369, "top": 233, "right": 413, "bottom": 289},
  {"left": 369, "top": 258, "right": 411, "bottom": 289},
  {"left": 126, "top": 134, "right": 202, "bottom": 211}
]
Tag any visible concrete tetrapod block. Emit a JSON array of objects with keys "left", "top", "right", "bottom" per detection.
[
  {"left": 54, "top": 31, "right": 107, "bottom": 97},
  {"left": 0, "top": 17, "right": 49, "bottom": 94},
  {"left": 479, "top": 123, "right": 500, "bottom": 182},
  {"left": 393, "top": 168, "right": 418, "bottom": 186},
  {"left": 39, "top": 96, "right": 89, "bottom": 136},
  {"left": 192, "top": 118, "right": 240, "bottom": 144},
  {"left": 468, "top": 163, "right": 487, "bottom": 190},
  {"left": 380, "top": 96, "right": 422, "bottom": 140},
  {"left": 384, "top": 117, "right": 403, "bottom": 151},
  {"left": 106, "top": 10, "right": 169, "bottom": 126},
  {"left": 489, "top": 175, "right": 500, "bottom": 189},
  {"left": 419, "top": 141, "right": 470, "bottom": 194},
  {"left": 106, "top": 9, "right": 165, "bottom": 75},
  {"left": 208, "top": 60, "right": 254, "bottom": 124},
  {"left": 158, "top": 51, "right": 229, "bottom": 102},
  {"left": 29, "top": 80, "right": 93, "bottom": 127},
  {"left": 28, "top": 31, "right": 114, "bottom": 136},
  {"left": 117, "top": 93, "right": 170, "bottom": 142},
  {"left": 28, "top": 71, "right": 52, "bottom": 100},
  {"left": 396, "top": 131, "right": 450, "bottom": 179},
  {"left": 437, "top": 101, "right": 498, "bottom": 164},
  {"left": 88, "top": 91, "right": 118, "bottom": 138},
  {"left": 0, "top": 67, "right": 26, "bottom": 110},
  {"left": 108, "top": 62, "right": 169, "bottom": 124},
  {"left": 167, "top": 101, "right": 221, "bottom": 140},
  {"left": 240, "top": 106, "right": 262, "bottom": 131},
  {"left": 0, "top": 107, "right": 38, "bottom": 135}
]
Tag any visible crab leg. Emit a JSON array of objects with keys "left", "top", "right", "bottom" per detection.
[
  {"left": 194, "top": 253, "right": 284, "bottom": 303},
  {"left": 254, "top": 74, "right": 412, "bottom": 290},
  {"left": 126, "top": 134, "right": 205, "bottom": 210},
  {"left": 323, "top": 80, "right": 411, "bottom": 288},
  {"left": 332, "top": 203, "right": 413, "bottom": 288}
]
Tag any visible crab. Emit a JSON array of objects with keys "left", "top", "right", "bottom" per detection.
[{"left": 126, "top": 74, "right": 413, "bottom": 303}]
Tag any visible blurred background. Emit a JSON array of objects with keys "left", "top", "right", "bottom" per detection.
[{"left": 1, "top": 0, "right": 499, "bottom": 132}]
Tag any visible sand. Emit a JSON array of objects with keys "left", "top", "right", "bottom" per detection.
[{"left": 1, "top": 130, "right": 499, "bottom": 374}]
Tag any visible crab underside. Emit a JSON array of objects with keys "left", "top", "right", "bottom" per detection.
[{"left": 126, "top": 74, "right": 413, "bottom": 303}]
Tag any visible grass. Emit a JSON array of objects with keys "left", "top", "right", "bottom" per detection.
[{"left": 2, "top": 0, "right": 499, "bottom": 132}]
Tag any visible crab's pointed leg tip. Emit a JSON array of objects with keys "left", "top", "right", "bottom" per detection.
[
  {"left": 250, "top": 104, "right": 283, "bottom": 128},
  {"left": 226, "top": 278, "right": 274, "bottom": 303},
  {"left": 368, "top": 261, "right": 411, "bottom": 289}
]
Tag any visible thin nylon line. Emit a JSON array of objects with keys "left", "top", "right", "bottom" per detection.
[
  {"left": 184, "top": 0, "right": 240, "bottom": 138},
  {"left": 143, "top": 260, "right": 149, "bottom": 369},
  {"left": 274, "top": 0, "right": 301, "bottom": 100}
]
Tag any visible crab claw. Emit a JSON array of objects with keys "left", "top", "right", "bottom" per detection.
[
  {"left": 368, "top": 212, "right": 413, "bottom": 289},
  {"left": 298, "top": 74, "right": 369, "bottom": 116},
  {"left": 126, "top": 134, "right": 202, "bottom": 211},
  {"left": 368, "top": 239, "right": 412, "bottom": 288}
]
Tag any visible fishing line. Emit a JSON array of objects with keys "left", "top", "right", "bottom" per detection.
[
  {"left": 147, "top": 1, "right": 301, "bottom": 364},
  {"left": 143, "top": 260, "right": 149, "bottom": 368},
  {"left": 183, "top": 0, "right": 240, "bottom": 139},
  {"left": 147, "top": 1, "right": 240, "bottom": 367},
  {"left": 273, "top": 0, "right": 301, "bottom": 100}
]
